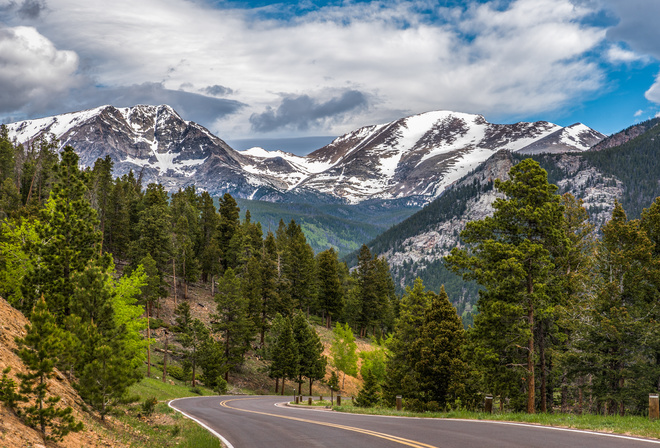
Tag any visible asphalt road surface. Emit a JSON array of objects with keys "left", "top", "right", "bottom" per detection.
[{"left": 169, "top": 395, "right": 660, "bottom": 448}]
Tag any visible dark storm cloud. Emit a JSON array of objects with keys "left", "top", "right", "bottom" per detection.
[
  {"left": 18, "top": 0, "right": 46, "bottom": 19},
  {"left": 0, "top": 0, "right": 47, "bottom": 19},
  {"left": 601, "top": 0, "right": 660, "bottom": 60},
  {"left": 64, "top": 82, "right": 246, "bottom": 127},
  {"left": 249, "top": 90, "right": 368, "bottom": 133},
  {"left": 202, "top": 84, "right": 234, "bottom": 97}
]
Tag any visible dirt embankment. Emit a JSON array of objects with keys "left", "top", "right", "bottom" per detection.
[{"left": 0, "top": 296, "right": 129, "bottom": 448}]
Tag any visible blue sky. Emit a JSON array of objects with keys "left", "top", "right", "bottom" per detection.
[{"left": 2, "top": 0, "right": 660, "bottom": 154}]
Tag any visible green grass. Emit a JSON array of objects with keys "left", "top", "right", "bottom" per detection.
[
  {"left": 332, "top": 403, "right": 660, "bottom": 440},
  {"left": 115, "top": 377, "right": 224, "bottom": 447},
  {"left": 129, "top": 376, "right": 217, "bottom": 402}
]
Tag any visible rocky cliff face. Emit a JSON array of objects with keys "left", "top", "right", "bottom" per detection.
[{"left": 378, "top": 151, "right": 622, "bottom": 288}]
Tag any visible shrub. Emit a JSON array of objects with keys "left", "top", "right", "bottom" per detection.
[
  {"left": 215, "top": 376, "right": 228, "bottom": 394},
  {"left": 141, "top": 397, "right": 157, "bottom": 416},
  {"left": 166, "top": 365, "right": 188, "bottom": 382}
]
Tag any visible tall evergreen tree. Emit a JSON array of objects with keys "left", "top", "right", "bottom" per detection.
[
  {"left": 23, "top": 146, "right": 101, "bottom": 318},
  {"left": 409, "top": 286, "right": 467, "bottom": 407},
  {"left": 217, "top": 193, "right": 241, "bottom": 271},
  {"left": 256, "top": 231, "right": 280, "bottom": 346},
  {"left": 174, "top": 302, "right": 211, "bottom": 387},
  {"left": 15, "top": 297, "right": 83, "bottom": 440},
  {"left": 383, "top": 278, "right": 432, "bottom": 404},
  {"left": 130, "top": 183, "right": 171, "bottom": 271},
  {"left": 214, "top": 268, "right": 253, "bottom": 381},
  {"left": 89, "top": 156, "right": 113, "bottom": 252},
  {"left": 445, "top": 158, "right": 567, "bottom": 413},
  {"left": 581, "top": 201, "right": 659, "bottom": 415},
  {"left": 316, "top": 248, "right": 344, "bottom": 329},
  {"left": 355, "top": 244, "right": 378, "bottom": 338},
  {"left": 268, "top": 314, "right": 298, "bottom": 395},
  {"left": 292, "top": 311, "right": 327, "bottom": 395},
  {"left": 197, "top": 190, "right": 220, "bottom": 283}
]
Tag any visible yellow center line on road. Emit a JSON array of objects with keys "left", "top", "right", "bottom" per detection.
[{"left": 219, "top": 398, "right": 439, "bottom": 448}]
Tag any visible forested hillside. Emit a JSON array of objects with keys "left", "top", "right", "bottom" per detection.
[
  {"left": 234, "top": 198, "right": 418, "bottom": 257},
  {"left": 359, "top": 120, "right": 660, "bottom": 321},
  {"left": 0, "top": 128, "right": 404, "bottom": 443}
]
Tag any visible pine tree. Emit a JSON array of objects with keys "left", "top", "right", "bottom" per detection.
[
  {"left": 268, "top": 314, "right": 298, "bottom": 395},
  {"left": 197, "top": 190, "right": 220, "bottom": 283},
  {"left": 409, "top": 286, "right": 466, "bottom": 407},
  {"left": 279, "top": 220, "right": 316, "bottom": 315},
  {"left": 355, "top": 244, "right": 378, "bottom": 338},
  {"left": 214, "top": 268, "right": 253, "bottom": 381},
  {"left": 256, "top": 231, "right": 280, "bottom": 346},
  {"left": 292, "top": 311, "right": 327, "bottom": 395},
  {"left": 89, "top": 156, "right": 114, "bottom": 253},
  {"left": 218, "top": 193, "right": 240, "bottom": 271},
  {"left": 355, "top": 368, "right": 380, "bottom": 408},
  {"left": 130, "top": 183, "right": 171, "bottom": 271},
  {"left": 15, "top": 296, "right": 83, "bottom": 440},
  {"left": 75, "top": 322, "right": 139, "bottom": 420},
  {"left": 383, "top": 278, "right": 431, "bottom": 404},
  {"left": 581, "top": 201, "right": 659, "bottom": 415},
  {"left": 316, "top": 248, "right": 344, "bottom": 329},
  {"left": 23, "top": 146, "right": 102, "bottom": 319},
  {"left": 445, "top": 158, "right": 567, "bottom": 413},
  {"left": 173, "top": 303, "right": 210, "bottom": 388}
]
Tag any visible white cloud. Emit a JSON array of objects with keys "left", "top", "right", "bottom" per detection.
[
  {"left": 634, "top": 109, "right": 643, "bottom": 117},
  {"left": 606, "top": 44, "right": 648, "bottom": 65},
  {"left": 0, "top": 25, "right": 79, "bottom": 114},
  {"left": 646, "top": 73, "right": 660, "bottom": 104},
  {"left": 2, "top": 0, "right": 608, "bottom": 137}
]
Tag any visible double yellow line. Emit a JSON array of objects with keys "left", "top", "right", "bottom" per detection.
[{"left": 219, "top": 398, "right": 438, "bottom": 448}]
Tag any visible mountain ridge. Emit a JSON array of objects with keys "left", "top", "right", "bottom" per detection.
[{"left": 4, "top": 105, "right": 605, "bottom": 206}]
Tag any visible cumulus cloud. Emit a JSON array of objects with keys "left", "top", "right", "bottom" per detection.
[
  {"left": 606, "top": 44, "right": 648, "bottom": 65},
  {"left": 250, "top": 90, "right": 368, "bottom": 132},
  {"left": 1, "top": 0, "right": 612, "bottom": 136},
  {"left": 0, "top": 26, "right": 79, "bottom": 114}
]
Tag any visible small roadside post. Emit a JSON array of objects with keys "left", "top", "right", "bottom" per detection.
[
  {"left": 485, "top": 395, "right": 493, "bottom": 413},
  {"left": 650, "top": 394, "right": 659, "bottom": 421},
  {"left": 396, "top": 395, "right": 403, "bottom": 411}
]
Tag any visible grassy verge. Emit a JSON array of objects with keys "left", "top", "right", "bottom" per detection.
[
  {"left": 111, "top": 377, "right": 224, "bottom": 447},
  {"left": 332, "top": 402, "right": 660, "bottom": 440}
]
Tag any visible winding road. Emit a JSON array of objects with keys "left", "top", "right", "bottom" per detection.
[{"left": 169, "top": 395, "right": 660, "bottom": 447}]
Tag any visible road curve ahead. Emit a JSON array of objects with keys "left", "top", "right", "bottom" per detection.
[{"left": 169, "top": 395, "right": 660, "bottom": 448}]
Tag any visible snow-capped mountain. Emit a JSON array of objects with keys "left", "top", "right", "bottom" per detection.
[{"left": 4, "top": 106, "right": 605, "bottom": 205}]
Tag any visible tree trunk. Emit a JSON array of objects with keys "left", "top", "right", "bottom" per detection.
[
  {"left": 539, "top": 321, "right": 546, "bottom": 413},
  {"left": 309, "top": 379, "right": 313, "bottom": 396},
  {"left": 578, "top": 378, "right": 583, "bottom": 415},
  {"left": 183, "top": 256, "right": 188, "bottom": 301},
  {"left": 162, "top": 332, "right": 168, "bottom": 383},
  {"left": 173, "top": 259, "right": 177, "bottom": 305},
  {"left": 527, "top": 301, "right": 535, "bottom": 414},
  {"left": 561, "top": 373, "right": 568, "bottom": 413},
  {"left": 281, "top": 378, "right": 285, "bottom": 395},
  {"left": 146, "top": 301, "right": 151, "bottom": 378},
  {"left": 298, "top": 380, "right": 302, "bottom": 395}
]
